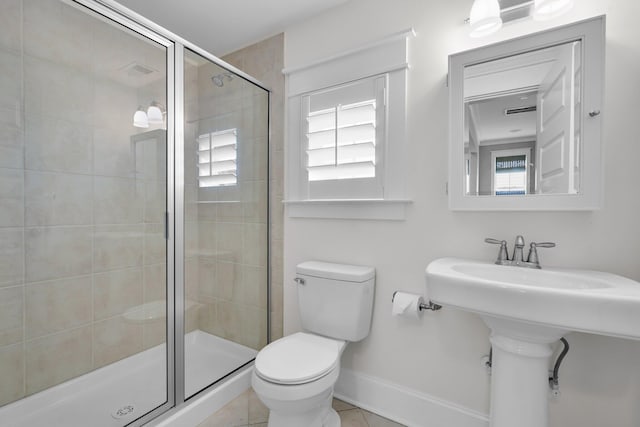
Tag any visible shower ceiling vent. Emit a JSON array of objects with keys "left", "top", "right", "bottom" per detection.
[
  {"left": 504, "top": 105, "right": 536, "bottom": 115},
  {"left": 121, "top": 61, "right": 157, "bottom": 77}
]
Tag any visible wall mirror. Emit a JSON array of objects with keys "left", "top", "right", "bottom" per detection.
[{"left": 448, "top": 16, "right": 605, "bottom": 210}]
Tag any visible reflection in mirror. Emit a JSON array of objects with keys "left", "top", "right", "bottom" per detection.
[{"left": 463, "top": 40, "right": 582, "bottom": 196}]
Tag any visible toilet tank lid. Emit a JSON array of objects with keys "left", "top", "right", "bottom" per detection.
[{"left": 296, "top": 261, "right": 375, "bottom": 283}]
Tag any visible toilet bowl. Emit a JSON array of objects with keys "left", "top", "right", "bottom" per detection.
[
  {"left": 251, "top": 261, "right": 375, "bottom": 427},
  {"left": 252, "top": 332, "right": 346, "bottom": 427}
]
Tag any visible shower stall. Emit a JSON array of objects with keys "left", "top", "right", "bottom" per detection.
[{"left": 0, "top": 0, "right": 269, "bottom": 425}]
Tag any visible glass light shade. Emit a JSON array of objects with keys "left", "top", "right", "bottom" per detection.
[
  {"left": 533, "top": 0, "right": 574, "bottom": 21},
  {"left": 133, "top": 108, "right": 149, "bottom": 128},
  {"left": 469, "top": 0, "right": 502, "bottom": 38},
  {"left": 147, "top": 104, "right": 163, "bottom": 124}
]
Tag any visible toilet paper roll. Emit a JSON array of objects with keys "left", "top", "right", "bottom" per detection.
[{"left": 392, "top": 292, "right": 424, "bottom": 319}]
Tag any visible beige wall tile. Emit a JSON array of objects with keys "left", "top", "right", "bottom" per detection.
[
  {"left": 0, "top": 49, "right": 21, "bottom": 111},
  {"left": 93, "top": 316, "right": 143, "bottom": 369},
  {"left": 23, "top": 0, "right": 93, "bottom": 72},
  {"left": 140, "top": 134, "right": 167, "bottom": 182},
  {"left": 144, "top": 179, "right": 165, "bottom": 224},
  {"left": 198, "top": 257, "right": 238, "bottom": 303},
  {"left": 93, "top": 127, "right": 135, "bottom": 178},
  {"left": 94, "top": 268, "right": 143, "bottom": 320},
  {"left": 25, "top": 171, "right": 92, "bottom": 226},
  {"left": 197, "top": 302, "right": 220, "bottom": 336},
  {"left": 143, "top": 320, "right": 166, "bottom": 350},
  {"left": 0, "top": 0, "right": 21, "bottom": 53},
  {"left": 0, "top": 343, "right": 24, "bottom": 406},
  {"left": 216, "top": 223, "right": 243, "bottom": 262},
  {"left": 0, "top": 168, "right": 23, "bottom": 227},
  {"left": 217, "top": 301, "right": 243, "bottom": 343},
  {"left": 143, "top": 263, "right": 167, "bottom": 303},
  {"left": 24, "top": 114, "right": 92, "bottom": 174},
  {"left": 185, "top": 220, "right": 201, "bottom": 258},
  {"left": 0, "top": 286, "right": 23, "bottom": 346},
  {"left": 0, "top": 106, "right": 23, "bottom": 170},
  {"left": 242, "top": 306, "right": 268, "bottom": 350},
  {"left": 25, "top": 326, "right": 92, "bottom": 395},
  {"left": 93, "top": 176, "right": 143, "bottom": 224},
  {"left": 93, "top": 224, "right": 143, "bottom": 272},
  {"left": 25, "top": 276, "right": 91, "bottom": 339},
  {"left": 243, "top": 223, "right": 267, "bottom": 267},
  {"left": 241, "top": 265, "right": 267, "bottom": 309},
  {"left": 242, "top": 179, "right": 268, "bottom": 223},
  {"left": 25, "top": 226, "right": 92, "bottom": 282},
  {"left": 144, "top": 223, "right": 166, "bottom": 265},
  {"left": 23, "top": 54, "right": 93, "bottom": 127},
  {"left": 184, "top": 256, "right": 199, "bottom": 301},
  {"left": 0, "top": 228, "right": 23, "bottom": 287},
  {"left": 197, "top": 221, "right": 217, "bottom": 256}
]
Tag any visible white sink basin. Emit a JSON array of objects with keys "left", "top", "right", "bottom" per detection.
[
  {"left": 426, "top": 257, "right": 640, "bottom": 340},
  {"left": 426, "top": 258, "right": 640, "bottom": 427}
]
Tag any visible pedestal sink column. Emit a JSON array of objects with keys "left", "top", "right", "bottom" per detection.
[{"left": 489, "top": 334, "right": 555, "bottom": 427}]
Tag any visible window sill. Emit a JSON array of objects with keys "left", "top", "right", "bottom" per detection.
[{"left": 283, "top": 199, "right": 412, "bottom": 220}]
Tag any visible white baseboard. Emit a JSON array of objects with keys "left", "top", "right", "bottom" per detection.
[{"left": 334, "top": 368, "right": 489, "bottom": 427}]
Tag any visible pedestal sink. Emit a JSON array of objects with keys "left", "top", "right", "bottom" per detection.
[{"left": 425, "top": 258, "right": 640, "bottom": 427}]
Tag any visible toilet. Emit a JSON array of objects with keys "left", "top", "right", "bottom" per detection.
[{"left": 252, "top": 261, "right": 375, "bottom": 427}]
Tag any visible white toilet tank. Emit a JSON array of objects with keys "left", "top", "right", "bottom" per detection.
[{"left": 296, "top": 261, "right": 375, "bottom": 342}]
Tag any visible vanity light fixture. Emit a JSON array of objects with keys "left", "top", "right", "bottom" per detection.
[
  {"left": 133, "top": 106, "right": 149, "bottom": 128},
  {"left": 147, "top": 102, "right": 164, "bottom": 125},
  {"left": 469, "top": 0, "right": 503, "bottom": 38},
  {"left": 467, "top": 0, "right": 574, "bottom": 37},
  {"left": 133, "top": 102, "right": 165, "bottom": 128},
  {"left": 533, "top": 0, "right": 574, "bottom": 21}
]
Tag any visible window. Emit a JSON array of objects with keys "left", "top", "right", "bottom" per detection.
[
  {"left": 491, "top": 149, "right": 530, "bottom": 196},
  {"left": 197, "top": 129, "right": 237, "bottom": 188},
  {"left": 284, "top": 29, "right": 413, "bottom": 219},
  {"left": 302, "top": 76, "right": 385, "bottom": 199}
]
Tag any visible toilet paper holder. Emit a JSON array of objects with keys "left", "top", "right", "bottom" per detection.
[{"left": 392, "top": 291, "right": 442, "bottom": 311}]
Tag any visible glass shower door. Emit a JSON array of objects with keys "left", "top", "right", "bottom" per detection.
[
  {"left": 182, "top": 48, "right": 269, "bottom": 398},
  {"left": 0, "top": 0, "right": 172, "bottom": 425}
]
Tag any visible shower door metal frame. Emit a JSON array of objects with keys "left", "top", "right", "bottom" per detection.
[
  {"left": 68, "top": 0, "right": 272, "bottom": 425},
  {"left": 67, "top": 1, "right": 177, "bottom": 425}
]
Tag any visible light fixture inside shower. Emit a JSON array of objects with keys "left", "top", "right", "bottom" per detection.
[
  {"left": 133, "top": 102, "right": 165, "bottom": 128},
  {"left": 211, "top": 72, "right": 234, "bottom": 87}
]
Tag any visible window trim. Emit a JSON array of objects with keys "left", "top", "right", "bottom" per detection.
[{"left": 284, "top": 29, "right": 414, "bottom": 220}]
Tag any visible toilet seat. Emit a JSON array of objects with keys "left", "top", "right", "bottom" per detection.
[{"left": 255, "top": 332, "right": 345, "bottom": 385}]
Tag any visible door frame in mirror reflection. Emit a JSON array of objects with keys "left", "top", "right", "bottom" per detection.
[{"left": 449, "top": 15, "right": 605, "bottom": 210}]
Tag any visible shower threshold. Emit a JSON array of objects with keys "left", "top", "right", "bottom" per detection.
[{"left": 0, "top": 330, "right": 257, "bottom": 427}]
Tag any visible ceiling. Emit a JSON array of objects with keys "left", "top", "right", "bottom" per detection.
[
  {"left": 468, "top": 91, "right": 538, "bottom": 145},
  {"left": 113, "top": 0, "right": 350, "bottom": 56}
]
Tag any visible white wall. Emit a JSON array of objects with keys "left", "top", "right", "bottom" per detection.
[{"left": 283, "top": 0, "right": 640, "bottom": 425}]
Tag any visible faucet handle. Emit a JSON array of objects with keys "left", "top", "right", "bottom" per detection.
[
  {"left": 485, "top": 238, "right": 509, "bottom": 264},
  {"left": 484, "top": 238, "right": 505, "bottom": 245},
  {"left": 526, "top": 241, "right": 556, "bottom": 267},
  {"left": 531, "top": 242, "right": 556, "bottom": 248}
]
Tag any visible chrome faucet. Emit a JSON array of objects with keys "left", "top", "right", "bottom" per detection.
[
  {"left": 485, "top": 236, "right": 556, "bottom": 269},
  {"left": 511, "top": 235, "right": 525, "bottom": 265}
]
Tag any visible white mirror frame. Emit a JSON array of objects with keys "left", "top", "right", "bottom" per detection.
[{"left": 449, "top": 16, "right": 605, "bottom": 211}]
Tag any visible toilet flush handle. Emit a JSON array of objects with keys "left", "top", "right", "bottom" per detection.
[{"left": 294, "top": 277, "right": 306, "bottom": 285}]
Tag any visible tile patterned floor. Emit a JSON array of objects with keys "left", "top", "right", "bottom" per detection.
[{"left": 197, "top": 388, "right": 406, "bottom": 427}]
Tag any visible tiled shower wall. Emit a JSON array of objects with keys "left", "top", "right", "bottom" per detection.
[
  {"left": 0, "top": 0, "right": 167, "bottom": 406},
  {"left": 183, "top": 43, "right": 273, "bottom": 350},
  {"left": 223, "top": 34, "right": 285, "bottom": 341}
]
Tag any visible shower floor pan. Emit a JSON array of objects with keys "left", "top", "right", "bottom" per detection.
[{"left": 0, "top": 330, "right": 257, "bottom": 427}]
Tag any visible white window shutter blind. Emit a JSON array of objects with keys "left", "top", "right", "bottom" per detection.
[
  {"left": 198, "top": 129, "right": 237, "bottom": 187},
  {"left": 302, "top": 75, "right": 386, "bottom": 198}
]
